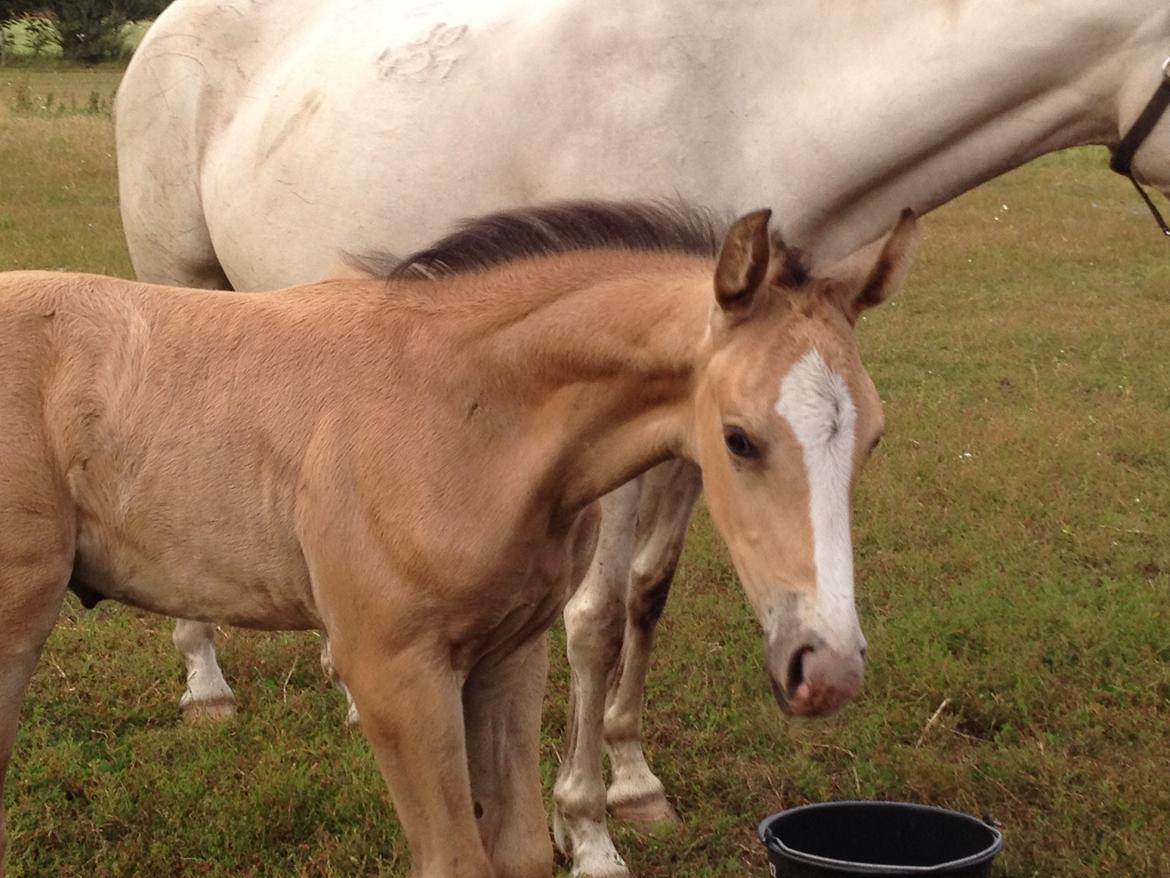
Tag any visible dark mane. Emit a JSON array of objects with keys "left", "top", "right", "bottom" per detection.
[{"left": 352, "top": 200, "right": 724, "bottom": 280}]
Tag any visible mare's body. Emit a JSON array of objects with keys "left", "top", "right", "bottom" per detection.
[{"left": 113, "top": 2, "right": 1170, "bottom": 873}]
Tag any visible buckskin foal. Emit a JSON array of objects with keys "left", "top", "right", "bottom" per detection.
[{"left": 0, "top": 202, "right": 916, "bottom": 877}]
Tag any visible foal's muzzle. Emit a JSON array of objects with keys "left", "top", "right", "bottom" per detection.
[{"left": 766, "top": 632, "right": 865, "bottom": 718}]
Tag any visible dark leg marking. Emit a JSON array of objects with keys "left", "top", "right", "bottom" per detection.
[{"left": 629, "top": 564, "right": 677, "bottom": 631}]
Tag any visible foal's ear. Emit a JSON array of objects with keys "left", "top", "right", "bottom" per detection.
[
  {"left": 714, "top": 209, "right": 772, "bottom": 321},
  {"left": 831, "top": 209, "right": 919, "bottom": 322}
]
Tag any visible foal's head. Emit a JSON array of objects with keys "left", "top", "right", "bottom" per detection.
[{"left": 690, "top": 209, "right": 917, "bottom": 717}]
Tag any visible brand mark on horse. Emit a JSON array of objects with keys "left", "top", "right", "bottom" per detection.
[{"left": 377, "top": 23, "right": 468, "bottom": 82}]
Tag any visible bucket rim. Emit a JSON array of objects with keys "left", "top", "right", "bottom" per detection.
[{"left": 757, "top": 800, "right": 1004, "bottom": 875}]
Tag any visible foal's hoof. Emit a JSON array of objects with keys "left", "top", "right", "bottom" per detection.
[
  {"left": 608, "top": 793, "right": 681, "bottom": 834},
  {"left": 181, "top": 697, "right": 238, "bottom": 722}
]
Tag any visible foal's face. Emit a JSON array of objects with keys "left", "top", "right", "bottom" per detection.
[{"left": 691, "top": 210, "right": 917, "bottom": 718}]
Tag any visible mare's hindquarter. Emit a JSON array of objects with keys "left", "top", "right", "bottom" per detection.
[{"left": 0, "top": 271, "right": 563, "bottom": 654}]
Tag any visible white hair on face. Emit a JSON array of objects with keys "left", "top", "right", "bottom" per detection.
[{"left": 775, "top": 348, "right": 861, "bottom": 652}]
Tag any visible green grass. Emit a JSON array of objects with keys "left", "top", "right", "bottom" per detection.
[
  {"left": 0, "top": 67, "right": 130, "bottom": 277},
  {"left": 3, "top": 65, "right": 1170, "bottom": 877}
]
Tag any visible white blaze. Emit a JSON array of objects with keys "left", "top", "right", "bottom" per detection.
[{"left": 775, "top": 349, "right": 861, "bottom": 652}]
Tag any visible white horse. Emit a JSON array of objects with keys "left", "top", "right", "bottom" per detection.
[{"left": 114, "top": 2, "right": 1170, "bottom": 876}]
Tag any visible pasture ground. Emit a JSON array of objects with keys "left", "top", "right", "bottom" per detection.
[{"left": 1, "top": 66, "right": 1169, "bottom": 878}]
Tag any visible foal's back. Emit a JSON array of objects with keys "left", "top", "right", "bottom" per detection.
[
  {"left": 0, "top": 271, "right": 398, "bottom": 628},
  {"left": 0, "top": 268, "right": 425, "bottom": 416},
  {"left": 0, "top": 271, "right": 369, "bottom": 460}
]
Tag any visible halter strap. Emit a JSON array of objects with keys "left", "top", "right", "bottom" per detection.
[{"left": 1110, "top": 57, "right": 1170, "bottom": 237}]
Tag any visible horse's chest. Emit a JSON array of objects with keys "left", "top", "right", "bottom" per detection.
[
  {"left": 451, "top": 506, "right": 600, "bottom": 667},
  {"left": 480, "top": 531, "right": 577, "bottom": 614},
  {"left": 447, "top": 537, "right": 575, "bottom": 669}
]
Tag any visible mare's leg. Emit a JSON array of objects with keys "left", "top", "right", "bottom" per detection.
[
  {"left": 117, "top": 48, "right": 234, "bottom": 292},
  {"left": 463, "top": 636, "right": 553, "bottom": 878},
  {"left": 172, "top": 620, "right": 237, "bottom": 720},
  {"left": 604, "top": 460, "right": 702, "bottom": 830},
  {"left": 319, "top": 638, "right": 359, "bottom": 725},
  {"left": 554, "top": 480, "right": 640, "bottom": 878},
  {"left": 0, "top": 466, "right": 73, "bottom": 873}
]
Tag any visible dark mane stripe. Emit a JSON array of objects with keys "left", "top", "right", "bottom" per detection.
[{"left": 358, "top": 200, "right": 724, "bottom": 280}]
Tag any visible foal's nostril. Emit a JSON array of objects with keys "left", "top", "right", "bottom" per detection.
[{"left": 785, "top": 644, "right": 815, "bottom": 696}]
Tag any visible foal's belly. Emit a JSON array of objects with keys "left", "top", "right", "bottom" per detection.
[
  {"left": 63, "top": 418, "right": 321, "bottom": 628},
  {"left": 71, "top": 508, "right": 319, "bottom": 630}
]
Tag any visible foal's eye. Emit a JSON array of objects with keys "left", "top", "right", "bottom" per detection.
[{"left": 723, "top": 426, "right": 759, "bottom": 460}]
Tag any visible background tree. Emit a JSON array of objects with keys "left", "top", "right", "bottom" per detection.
[
  {"left": 0, "top": 22, "right": 14, "bottom": 64},
  {"left": 0, "top": 0, "right": 168, "bottom": 62}
]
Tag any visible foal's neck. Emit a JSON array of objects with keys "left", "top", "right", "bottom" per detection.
[{"left": 439, "top": 252, "right": 711, "bottom": 517}]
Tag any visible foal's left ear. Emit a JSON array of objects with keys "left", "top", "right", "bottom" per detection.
[{"left": 832, "top": 209, "right": 919, "bottom": 322}]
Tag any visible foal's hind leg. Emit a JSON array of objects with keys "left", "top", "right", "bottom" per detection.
[
  {"left": 172, "top": 620, "right": 237, "bottom": 720},
  {"left": 0, "top": 508, "right": 73, "bottom": 874},
  {"left": 604, "top": 460, "right": 702, "bottom": 831}
]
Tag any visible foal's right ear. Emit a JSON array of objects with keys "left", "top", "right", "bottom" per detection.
[
  {"left": 828, "top": 209, "right": 919, "bottom": 322},
  {"left": 714, "top": 209, "right": 772, "bottom": 321}
]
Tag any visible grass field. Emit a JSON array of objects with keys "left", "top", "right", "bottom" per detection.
[{"left": 2, "top": 66, "right": 1169, "bottom": 878}]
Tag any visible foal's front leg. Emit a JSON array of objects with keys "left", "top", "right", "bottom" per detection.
[
  {"left": 336, "top": 633, "right": 493, "bottom": 878},
  {"left": 463, "top": 635, "right": 553, "bottom": 878}
]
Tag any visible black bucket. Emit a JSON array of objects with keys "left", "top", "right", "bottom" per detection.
[{"left": 758, "top": 801, "right": 1003, "bottom": 877}]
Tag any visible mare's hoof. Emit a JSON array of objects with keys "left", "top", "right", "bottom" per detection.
[
  {"left": 608, "top": 793, "right": 681, "bottom": 834},
  {"left": 181, "top": 697, "right": 237, "bottom": 722},
  {"left": 552, "top": 809, "right": 631, "bottom": 878},
  {"left": 567, "top": 845, "right": 631, "bottom": 878},
  {"left": 572, "top": 860, "right": 631, "bottom": 878}
]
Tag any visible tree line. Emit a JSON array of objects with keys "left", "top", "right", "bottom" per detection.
[{"left": 0, "top": 1, "right": 169, "bottom": 62}]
